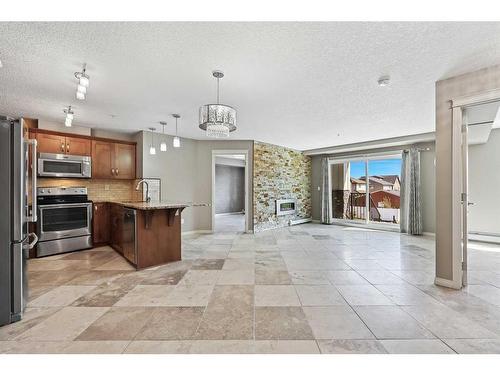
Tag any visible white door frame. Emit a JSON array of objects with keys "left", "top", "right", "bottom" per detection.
[
  {"left": 447, "top": 89, "right": 500, "bottom": 289},
  {"left": 211, "top": 149, "right": 250, "bottom": 233}
]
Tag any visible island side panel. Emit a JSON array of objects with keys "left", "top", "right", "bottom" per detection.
[{"left": 136, "top": 208, "right": 182, "bottom": 269}]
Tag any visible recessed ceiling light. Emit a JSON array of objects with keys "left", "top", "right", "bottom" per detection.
[{"left": 378, "top": 75, "right": 390, "bottom": 87}]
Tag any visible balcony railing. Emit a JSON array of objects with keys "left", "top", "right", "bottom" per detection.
[{"left": 332, "top": 190, "right": 381, "bottom": 221}]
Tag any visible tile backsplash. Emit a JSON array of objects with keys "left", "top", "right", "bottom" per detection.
[{"left": 37, "top": 178, "right": 143, "bottom": 202}]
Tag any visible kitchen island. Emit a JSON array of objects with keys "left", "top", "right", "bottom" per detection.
[{"left": 93, "top": 201, "right": 191, "bottom": 270}]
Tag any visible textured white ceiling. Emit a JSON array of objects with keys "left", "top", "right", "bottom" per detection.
[{"left": 1, "top": 22, "right": 500, "bottom": 150}]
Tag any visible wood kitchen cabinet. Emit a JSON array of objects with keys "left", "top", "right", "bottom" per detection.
[
  {"left": 36, "top": 133, "right": 67, "bottom": 154},
  {"left": 65, "top": 136, "right": 91, "bottom": 156},
  {"left": 91, "top": 140, "right": 136, "bottom": 180},
  {"left": 109, "top": 203, "right": 124, "bottom": 254},
  {"left": 114, "top": 143, "right": 135, "bottom": 179},
  {"left": 91, "top": 140, "right": 114, "bottom": 178},
  {"left": 92, "top": 202, "right": 110, "bottom": 245},
  {"left": 36, "top": 132, "right": 91, "bottom": 156}
]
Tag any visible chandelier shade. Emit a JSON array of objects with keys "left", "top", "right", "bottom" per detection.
[{"left": 199, "top": 104, "right": 236, "bottom": 138}]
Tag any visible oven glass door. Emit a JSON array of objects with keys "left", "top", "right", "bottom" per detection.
[
  {"left": 40, "top": 159, "right": 83, "bottom": 176},
  {"left": 38, "top": 204, "right": 91, "bottom": 241}
]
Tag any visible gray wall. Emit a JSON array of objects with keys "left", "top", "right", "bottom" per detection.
[
  {"left": 215, "top": 165, "right": 245, "bottom": 214},
  {"left": 139, "top": 132, "right": 253, "bottom": 232},
  {"left": 468, "top": 128, "right": 500, "bottom": 235},
  {"left": 141, "top": 133, "right": 200, "bottom": 232}
]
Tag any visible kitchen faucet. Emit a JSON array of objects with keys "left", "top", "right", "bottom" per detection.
[{"left": 135, "top": 179, "right": 151, "bottom": 203}]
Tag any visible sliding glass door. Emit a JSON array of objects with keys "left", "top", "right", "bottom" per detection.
[
  {"left": 330, "top": 159, "right": 366, "bottom": 222},
  {"left": 329, "top": 154, "right": 402, "bottom": 227},
  {"left": 367, "top": 157, "right": 402, "bottom": 224}
]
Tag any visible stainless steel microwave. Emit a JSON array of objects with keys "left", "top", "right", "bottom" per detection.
[{"left": 38, "top": 153, "right": 91, "bottom": 178}]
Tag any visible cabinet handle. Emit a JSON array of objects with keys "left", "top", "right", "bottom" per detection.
[
  {"left": 116, "top": 169, "right": 119, "bottom": 175},
  {"left": 111, "top": 168, "right": 115, "bottom": 175},
  {"left": 95, "top": 206, "right": 98, "bottom": 211},
  {"left": 61, "top": 142, "right": 64, "bottom": 152},
  {"left": 66, "top": 143, "right": 69, "bottom": 153}
]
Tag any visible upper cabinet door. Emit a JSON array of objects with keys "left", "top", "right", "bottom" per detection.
[
  {"left": 114, "top": 143, "right": 136, "bottom": 180},
  {"left": 65, "top": 136, "right": 91, "bottom": 156},
  {"left": 36, "top": 133, "right": 66, "bottom": 154},
  {"left": 91, "top": 140, "right": 114, "bottom": 178}
]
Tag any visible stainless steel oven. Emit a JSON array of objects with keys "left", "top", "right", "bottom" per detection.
[
  {"left": 36, "top": 187, "right": 92, "bottom": 257},
  {"left": 38, "top": 153, "right": 91, "bottom": 178}
]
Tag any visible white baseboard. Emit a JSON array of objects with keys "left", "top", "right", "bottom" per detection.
[
  {"left": 435, "top": 277, "right": 462, "bottom": 290},
  {"left": 469, "top": 233, "right": 500, "bottom": 244},
  {"left": 289, "top": 218, "right": 312, "bottom": 225},
  {"left": 181, "top": 229, "right": 213, "bottom": 236},
  {"left": 215, "top": 212, "right": 245, "bottom": 216},
  {"left": 422, "top": 232, "right": 435, "bottom": 237}
]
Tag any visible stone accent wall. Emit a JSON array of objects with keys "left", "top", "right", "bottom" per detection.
[{"left": 253, "top": 141, "right": 312, "bottom": 232}]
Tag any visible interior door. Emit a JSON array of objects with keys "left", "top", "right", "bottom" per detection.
[
  {"left": 65, "top": 136, "right": 91, "bottom": 156},
  {"left": 114, "top": 143, "right": 135, "bottom": 179},
  {"left": 91, "top": 140, "right": 114, "bottom": 178},
  {"left": 36, "top": 133, "right": 66, "bottom": 154}
]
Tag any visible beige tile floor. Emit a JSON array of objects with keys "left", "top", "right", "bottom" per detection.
[{"left": 2, "top": 223, "right": 500, "bottom": 353}]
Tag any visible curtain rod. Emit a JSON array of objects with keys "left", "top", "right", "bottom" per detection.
[{"left": 403, "top": 147, "right": 432, "bottom": 152}]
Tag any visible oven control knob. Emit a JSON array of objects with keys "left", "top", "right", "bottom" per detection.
[
  {"left": 47, "top": 189, "right": 51, "bottom": 194},
  {"left": 40, "top": 189, "right": 44, "bottom": 194}
]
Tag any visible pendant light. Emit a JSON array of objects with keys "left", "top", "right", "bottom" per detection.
[
  {"left": 199, "top": 70, "right": 237, "bottom": 138},
  {"left": 63, "top": 106, "right": 74, "bottom": 127},
  {"left": 74, "top": 63, "right": 90, "bottom": 101},
  {"left": 148, "top": 127, "right": 156, "bottom": 155},
  {"left": 159, "top": 121, "right": 167, "bottom": 152},
  {"left": 172, "top": 114, "right": 181, "bottom": 148}
]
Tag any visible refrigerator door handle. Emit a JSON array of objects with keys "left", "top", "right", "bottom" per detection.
[
  {"left": 26, "top": 139, "right": 37, "bottom": 222},
  {"left": 27, "top": 232, "right": 38, "bottom": 249}
]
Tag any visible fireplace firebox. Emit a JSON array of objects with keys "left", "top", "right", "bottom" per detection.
[{"left": 276, "top": 199, "right": 296, "bottom": 216}]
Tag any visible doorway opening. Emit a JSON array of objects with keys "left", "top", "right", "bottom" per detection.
[
  {"left": 211, "top": 151, "right": 249, "bottom": 233},
  {"left": 461, "top": 100, "right": 500, "bottom": 286}
]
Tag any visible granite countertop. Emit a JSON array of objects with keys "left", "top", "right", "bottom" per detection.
[{"left": 92, "top": 200, "right": 210, "bottom": 210}]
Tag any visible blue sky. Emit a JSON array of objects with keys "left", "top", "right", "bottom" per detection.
[{"left": 350, "top": 159, "right": 402, "bottom": 178}]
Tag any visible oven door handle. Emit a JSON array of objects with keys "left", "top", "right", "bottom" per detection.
[{"left": 38, "top": 202, "right": 93, "bottom": 209}]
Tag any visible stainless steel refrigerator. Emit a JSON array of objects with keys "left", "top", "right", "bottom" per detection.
[{"left": 0, "top": 117, "right": 38, "bottom": 326}]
